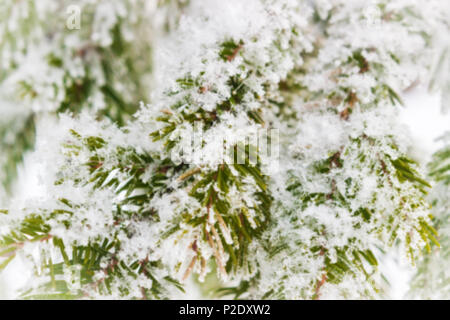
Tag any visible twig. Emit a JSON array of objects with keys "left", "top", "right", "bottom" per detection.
[
  {"left": 178, "top": 167, "right": 201, "bottom": 181},
  {"left": 313, "top": 273, "right": 328, "bottom": 300},
  {"left": 182, "top": 255, "right": 198, "bottom": 281},
  {"left": 161, "top": 108, "right": 173, "bottom": 115},
  {"left": 210, "top": 224, "right": 227, "bottom": 278},
  {"left": 227, "top": 43, "right": 243, "bottom": 62}
]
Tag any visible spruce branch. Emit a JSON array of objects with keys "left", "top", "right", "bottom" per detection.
[{"left": 0, "top": 0, "right": 448, "bottom": 300}]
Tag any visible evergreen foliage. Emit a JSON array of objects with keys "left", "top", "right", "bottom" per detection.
[
  {"left": 0, "top": 0, "right": 449, "bottom": 299},
  {"left": 410, "top": 134, "right": 450, "bottom": 299}
]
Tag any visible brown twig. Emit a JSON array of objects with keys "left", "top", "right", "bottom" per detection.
[
  {"left": 313, "top": 273, "right": 328, "bottom": 300},
  {"left": 215, "top": 211, "right": 231, "bottom": 242},
  {"left": 182, "top": 255, "right": 198, "bottom": 281},
  {"left": 227, "top": 43, "right": 243, "bottom": 62},
  {"left": 178, "top": 167, "right": 201, "bottom": 181},
  {"left": 161, "top": 108, "right": 173, "bottom": 115},
  {"left": 210, "top": 224, "right": 227, "bottom": 278},
  {"left": 340, "top": 92, "right": 358, "bottom": 120}
]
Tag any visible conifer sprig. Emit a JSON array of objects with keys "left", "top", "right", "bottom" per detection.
[{"left": 0, "top": 0, "right": 448, "bottom": 299}]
